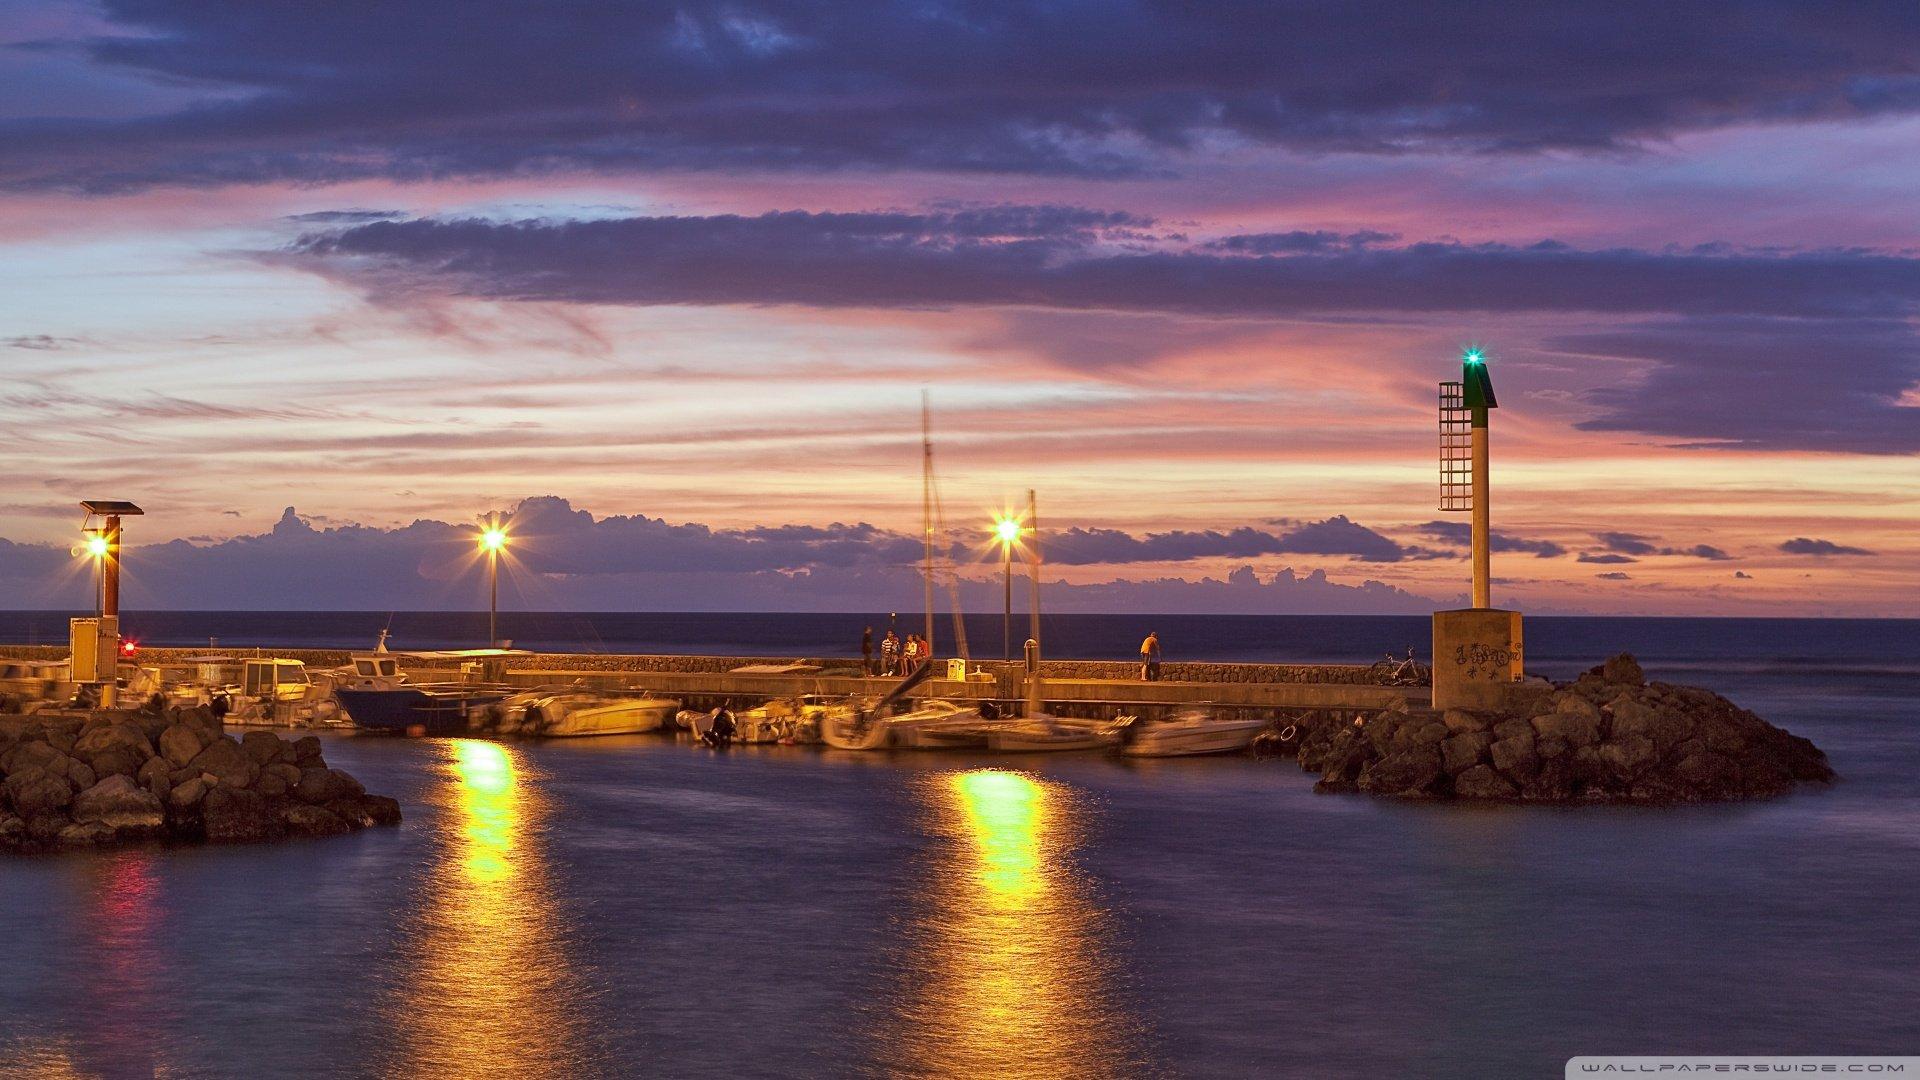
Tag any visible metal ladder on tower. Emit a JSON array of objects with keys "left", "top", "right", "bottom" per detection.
[{"left": 1438, "top": 381, "right": 1473, "bottom": 512}]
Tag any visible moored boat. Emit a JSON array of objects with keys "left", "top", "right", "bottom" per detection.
[
  {"left": 1116, "top": 707, "right": 1267, "bottom": 757},
  {"left": 985, "top": 715, "right": 1118, "bottom": 753},
  {"left": 488, "top": 688, "right": 681, "bottom": 737}
]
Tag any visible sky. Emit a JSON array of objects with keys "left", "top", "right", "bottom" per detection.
[{"left": 1, "top": 0, "right": 1917, "bottom": 615}]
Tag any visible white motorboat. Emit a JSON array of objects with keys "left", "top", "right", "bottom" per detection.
[
  {"left": 492, "top": 689, "right": 680, "bottom": 737},
  {"left": 822, "top": 698, "right": 984, "bottom": 750},
  {"left": 985, "top": 714, "right": 1118, "bottom": 753},
  {"left": 686, "top": 698, "right": 849, "bottom": 745},
  {"left": 1117, "top": 707, "right": 1268, "bottom": 757}
]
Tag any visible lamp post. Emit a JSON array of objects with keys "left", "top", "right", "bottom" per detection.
[
  {"left": 993, "top": 516, "right": 1020, "bottom": 661},
  {"left": 479, "top": 521, "right": 508, "bottom": 646}
]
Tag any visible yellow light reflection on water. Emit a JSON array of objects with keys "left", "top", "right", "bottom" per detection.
[
  {"left": 392, "top": 739, "right": 589, "bottom": 1078},
  {"left": 893, "top": 769, "right": 1139, "bottom": 1078}
]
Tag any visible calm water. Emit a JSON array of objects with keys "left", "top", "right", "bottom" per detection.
[{"left": 1, "top": 617, "right": 1916, "bottom": 1077}]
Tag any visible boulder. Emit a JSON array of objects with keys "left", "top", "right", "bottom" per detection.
[
  {"left": 188, "top": 738, "right": 258, "bottom": 789},
  {"left": 158, "top": 723, "right": 208, "bottom": 767},
  {"left": 26, "top": 812, "right": 71, "bottom": 845},
  {"left": 1489, "top": 732, "right": 1539, "bottom": 780},
  {"left": 1552, "top": 693, "right": 1603, "bottom": 723},
  {"left": 1609, "top": 697, "right": 1694, "bottom": 749},
  {"left": 167, "top": 777, "right": 209, "bottom": 810},
  {"left": 1533, "top": 711, "right": 1600, "bottom": 749},
  {"left": 241, "top": 731, "right": 287, "bottom": 766},
  {"left": 256, "top": 772, "right": 289, "bottom": 798},
  {"left": 1441, "top": 709, "right": 1491, "bottom": 733},
  {"left": 1601, "top": 653, "right": 1645, "bottom": 686},
  {"left": 326, "top": 795, "right": 402, "bottom": 828},
  {"left": 88, "top": 748, "right": 145, "bottom": 780},
  {"left": 1440, "top": 731, "right": 1493, "bottom": 774},
  {"left": 281, "top": 804, "right": 351, "bottom": 837},
  {"left": 0, "top": 813, "right": 24, "bottom": 847},
  {"left": 291, "top": 736, "right": 324, "bottom": 764},
  {"left": 137, "top": 756, "right": 172, "bottom": 800},
  {"left": 1359, "top": 746, "right": 1446, "bottom": 797},
  {"left": 1596, "top": 734, "right": 1658, "bottom": 777},
  {"left": 296, "top": 768, "right": 364, "bottom": 805},
  {"left": 57, "top": 821, "right": 114, "bottom": 848},
  {"left": 265, "top": 763, "right": 303, "bottom": 787},
  {"left": 71, "top": 775, "right": 165, "bottom": 834},
  {"left": 65, "top": 758, "right": 97, "bottom": 791},
  {"left": 5, "top": 766, "right": 73, "bottom": 817},
  {"left": 1453, "top": 764, "right": 1518, "bottom": 800},
  {"left": 0, "top": 738, "right": 61, "bottom": 776},
  {"left": 202, "top": 787, "right": 283, "bottom": 844},
  {"left": 73, "top": 721, "right": 153, "bottom": 764}
]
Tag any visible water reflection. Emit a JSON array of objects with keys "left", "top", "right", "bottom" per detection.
[
  {"left": 391, "top": 739, "right": 596, "bottom": 1077},
  {"left": 890, "top": 769, "right": 1142, "bottom": 1078}
]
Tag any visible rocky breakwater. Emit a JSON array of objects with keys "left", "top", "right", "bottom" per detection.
[
  {"left": 0, "top": 708, "right": 400, "bottom": 852},
  {"left": 1294, "top": 654, "right": 1834, "bottom": 803}
]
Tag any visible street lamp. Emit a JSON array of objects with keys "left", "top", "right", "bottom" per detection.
[
  {"left": 992, "top": 515, "right": 1022, "bottom": 661},
  {"left": 81, "top": 530, "right": 108, "bottom": 615},
  {"left": 479, "top": 521, "right": 508, "bottom": 646}
]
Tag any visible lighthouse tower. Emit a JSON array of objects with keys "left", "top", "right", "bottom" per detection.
[{"left": 1432, "top": 351, "right": 1523, "bottom": 710}]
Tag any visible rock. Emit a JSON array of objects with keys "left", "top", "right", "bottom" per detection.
[
  {"left": 1441, "top": 731, "right": 1493, "bottom": 774},
  {"left": 256, "top": 772, "right": 288, "bottom": 797},
  {"left": 5, "top": 766, "right": 73, "bottom": 817},
  {"left": 326, "top": 795, "right": 402, "bottom": 828},
  {"left": 202, "top": 787, "right": 283, "bottom": 844},
  {"left": 296, "top": 767, "right": 364, "bottom": 804},
  {"left": 88, "top": 747, "right": 144, "bottom": 779},
  {"left": 1602, "top": 653, "right": 1645, "bottom": 686},
  {"left": 1522, "top": 759, "right": 1580, "bottom": 801},
  {"left": 71, "top": 775, "right": 165, "bottom": 834},
  {"left": 281, "top": 804, "right": 350, "bottom": 837},
  {"left": 1441, "top": 709, "right": 1491, "bottom": 733},
  {"left": 241, "top": 731, "right": 287, "bottom": 765},
  {"left": 188, "top": 738, "right": 258, "bottom": 789},
  {"left": 1672, "top": 751, "right": 1742, "bottom": 800},
  {"left": 1533, "top": 711, "right": 1601, "bottom": 749},
  {"left": 158, "top": 723, "right": 208, "bottom": 767},
  {"left": 65, "top": 759, "right": 97, "bottom": 791},
  {"left": 1359, "top": 746, "right": 1446, "bottom": 797},
  {"left": 0, "top": 813, "right": 23, "bottom": 847},
  {"left": 26, "top": 812, "right": 70, "bottom": 845},
  {"left": 137, "top": 756, "right": 172, "bottom": 800},
  {"left": 291, "top": 736, "right": 324, "bottom": 764},
  {"left": 1596, "top": 734, "right": 1658, "bottom": 777},
  {"left": 1552, "top": 693, "right": 1603, "bottom": 722},
  {"left": 73, "top": 721, "right": 154, "bottom": 764},
  {"left": 1489, "top": 733, "right": 1540, "bottom": 781},
  {"left": 1491, "top": 717, "right": 1534, "bottom": 743},
  {"left": 1609, "top": 697, "right": 1694, "bottom": 749},
  {"left": 265, "top": 763, "right": 302, "bottom": 787},
  {"left": 0, "top": 738, "right": 61, "bottom": 776},
  {"left": 168, "top": 777, "right": 209, "bottom": 810},
  {"left": 1453, "top": 764, "right": 1518, "bottom": 799},
  {"left": 57, "top": 821, "right": 114, "bottom": 847}
]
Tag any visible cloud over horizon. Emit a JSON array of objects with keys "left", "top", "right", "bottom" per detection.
[{"left": 8, "top": 2, "right": 1920, "bottom": 192}]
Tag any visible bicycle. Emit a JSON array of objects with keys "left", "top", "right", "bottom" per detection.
[{"left": 1368, "top": 647, "right": 1431, "bottom": 686}]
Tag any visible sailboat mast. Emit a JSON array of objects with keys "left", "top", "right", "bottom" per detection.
[
  {"left": 1025, "top": 488, "right": 1041, "bottom": 715},
  {"left": 922, "top": 391, "right": 935, "bottom": 659}
]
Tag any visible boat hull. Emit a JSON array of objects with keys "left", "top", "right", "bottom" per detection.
[
  {"left": 1120, "top": 719, "right": 1268, "bottom": 757},
  {"left": 334, "top": 687, "right": 506, "bottom": 735}
]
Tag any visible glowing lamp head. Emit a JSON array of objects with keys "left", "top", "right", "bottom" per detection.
[
  {"left": 84, "top": 533, "right": 109, "bottom": 559},
  {"left": 1464, "top": 349, "right": 1484, "bottom": 365},
  {"left": 994, "top": 518, "right": 1021, "bottom": 545},
  {"left": 480, "top": 528, "right": 508, "bottom": 553}
]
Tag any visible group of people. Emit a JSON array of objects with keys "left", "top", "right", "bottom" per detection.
[
  {"left": 857, "top": 623, "right": 1165, "bottom": 682},
  {"left": 861, "top": 626, "right": 933, "bottom": 677}
]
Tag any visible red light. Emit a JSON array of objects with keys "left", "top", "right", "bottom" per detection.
[{"left": 121, "top": 640, "right": 138, "bottom": 655}]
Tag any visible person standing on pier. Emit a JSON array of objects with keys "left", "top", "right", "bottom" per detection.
[
  {"left": 1140, "top": 631, "right": 1162, "bottom": 682},
  {"left": 862, "top": 626, "right": 874, "bottom": 676},
  {"left": 882, "top": 629, "right": 900, "bottom": 677}
]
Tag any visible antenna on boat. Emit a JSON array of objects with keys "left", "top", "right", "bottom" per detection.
[{"left": 921, "top": 392, "right": 971, "bottom": 662}]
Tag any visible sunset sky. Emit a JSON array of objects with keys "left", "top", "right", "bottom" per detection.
[{"left": 2, "top": 1, "right": 1917, "bottom": 615}]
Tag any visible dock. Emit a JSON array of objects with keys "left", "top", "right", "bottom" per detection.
[{"left": 0, "top": 644, "right": 1426, "bottom": 721}]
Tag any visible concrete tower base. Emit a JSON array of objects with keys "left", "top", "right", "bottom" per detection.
[{"left": 1431, "top": 609, "right": 1524, "bottom": 711}]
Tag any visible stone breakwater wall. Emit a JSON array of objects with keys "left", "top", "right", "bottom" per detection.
[
  {"left": 0, "top": 645, "right": 1383, "bottom": 685},
  {"left": 0, "top": 708, "right": 400, "bottom": 853},
  {"left": 1286, "top": 654, "right": 1835, "bottom": 803}
]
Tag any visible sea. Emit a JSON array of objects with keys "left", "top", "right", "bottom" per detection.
[{"left": 0, "top": 612, "right": 1915, "bottom": 1078}]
